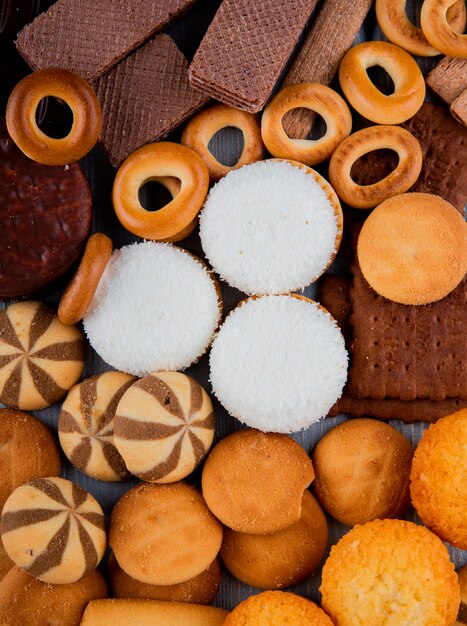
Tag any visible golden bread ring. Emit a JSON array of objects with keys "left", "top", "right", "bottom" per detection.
[
  {"left": 357, "top": 193, "right": 467, "bottom": 305},
  {"left": 339, "top": 41, "right": 425, "bottom": 124},
  {"left": 181, "top": 103, "right": 265, "bottom": 182},
  {"left": 421, "top": 0, "right": 467, "bottom": 57},
  {"left": 6, "top": 68, "right": 102, "bottom": 165},
  {"left": 328, "top": 125, "right": 422, "bottom": 209},
  {"left": 58, "top": 233, "right": 113, "bottom": 325},
  {"left": 261, "top": 83, "right": 352, "bottom": 166},
  {"left": 112, "top": 142, "right": 209, "bottom": 241},
  {"left": 376, "top": 0, "right": 466, "bottom": 56}
]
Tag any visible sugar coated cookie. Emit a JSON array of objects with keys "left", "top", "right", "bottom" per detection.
[
  {"left": 410, "top": 408, "right": 467, "bottom": 549},
  {"left": 109, "top": 482, "right": 223, "bottom": 586},
  {"left": 312, "top": 418, "right": 413, "bottom": 525},
  {"left": 0, "top": 566, "right": 107, "bottom": 626},
  {"left": 1, "top": 477, "right": 106, "bottom": 584},
  {"left": 321, "top": 519, "right": 460, "bottom": 626},
  {"left": 220, "top": 490, "right": 327, "bottom": 589},
  {"left": 0, "top": 301, "right": 85, "bottom": 410},
  {"left": 357, "top": 193, "right": 467, "bottom": 305},
  {"left": 209, "top": 295, "right": 347, "bottom": 432},
  {"left": 114, "top": 371, "right": 214, "bottom": 482},
  {"left": 59, "top": 371, "right": 136, "bottom": 482},
  {"left": 223, "top": 591, "right": 334, "bottom": 626},
  {"left": 108, "top": 552, "right": 221, "bottom": 605},
  {"left": 83, "top": 242, "right": 221, "bottom": 376},
  {"left": 202, "top": 429, "right": 314, "bottom": 534},
  {"left": 200, "top": 159, "right": 342, "bottom": 295}
]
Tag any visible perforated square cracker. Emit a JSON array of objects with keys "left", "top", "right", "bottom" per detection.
[{"left": 189, "top": 0, "right": 317, "bottom": 113}]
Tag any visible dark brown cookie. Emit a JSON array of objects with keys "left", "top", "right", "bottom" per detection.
[{"left": 317, "top": 274, "right": 352, "bottom": 340}]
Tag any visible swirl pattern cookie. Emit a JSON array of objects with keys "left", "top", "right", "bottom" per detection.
[
  {"left": 0, "top": 301, "right": 84, "bottom": 410},
  {"left": 114, "top": 372, "right": 214, "bottom": 483},
  {"left": 1, "top": 477, "right": 106, "bottom": 584},
  {"left": 59, "top": 372, "right": 136, "bottom": 482}
]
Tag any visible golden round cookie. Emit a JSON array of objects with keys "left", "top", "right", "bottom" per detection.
[
  {"left": 410, "top": 409, "right": 467, "bottom": 549},
  {"left": 321, "top": 519, "right": 460, "bottom": 626},
  {"left": 109, "top": 482, "right": 223, "bottom": 586},
  {"left": 108, "top": 552, "right": 221, "bottom": 605},
  {"left": 0, "top": 566, "right": 107, "bottom": 626},
  {"left": 312, "top": 419, "right": 413, "bottom": 525},
  {"left": 201, "top": 429, "right": 314, "bottom": 534},
  {"left": 456, "top": 565, "right": 467, "bottom": 626},
  {"left": 357, "top": 193, "right": 467, "bottom": 305},
  {"left": 223, "top": 591, "right": 334, "bottom": 626},
  {"left": 220, "top": 490, "right": 327, "bottom": 589}
]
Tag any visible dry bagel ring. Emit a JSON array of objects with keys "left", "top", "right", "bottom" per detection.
[
  {"left": 6, "top": 68, "right": 102, "bottom": 165},
  {"left": 261, "top": 83, "right": 352, "bottom": 166},
  {"left": 112, "top": 142, "right": 209, "bottom": 241},
  {"left": 328, "top": 125, "right": 422, "bottom": 209},
  {"left": 58, "top": 233, "right": 113, "bottom": 325},
  {"left": 339, "top": 41, "right": 425, "bottom": 124},
  {"left": 421, "top": 0, "right": 467, "bottom": 58},
  {"left": 376, "top": 0, "right": 466, "bottom": 56},
  {"left": 181, "top": 103, "right": 265, "bottom": 183}
]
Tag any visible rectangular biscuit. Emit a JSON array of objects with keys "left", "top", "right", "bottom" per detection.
[
  {"left": 451, "top": 89, "right": 467, "bottom": 128},
  {"left": 16, "top": 0, "right": 197, "bottom": 81},
  {"left": 317, "top": 274, "right": 352, "bottom": 340},
  {"left": 94, "top": 35, "right": 208, "bottom": 168},
  {"left": 189, "top": 0, "right": 318, "bottom": 113},
  {"left": 426, "top": 56, "right": 467, "bottom": 105}
]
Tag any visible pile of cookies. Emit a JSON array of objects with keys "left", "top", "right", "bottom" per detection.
[{"left": 0, "top": 0, "right": 466, "bottom": 624}]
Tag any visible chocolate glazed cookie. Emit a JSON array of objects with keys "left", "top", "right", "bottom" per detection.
[{"left": 0, "top": 118, "right": 92, "bottom": 300}]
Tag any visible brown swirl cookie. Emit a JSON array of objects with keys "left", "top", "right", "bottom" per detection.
[
  {"left": 59, "top": 372, "right": 136, "bottom": 482},
  {"left": 1, "top": 477, "right": 106, "bottom": 584},
  {"left": 114, "top": 371, "right": 214, "bottom": 483},
  {"left": 0, "top": 301, "right": 84, "bottom": 410}
]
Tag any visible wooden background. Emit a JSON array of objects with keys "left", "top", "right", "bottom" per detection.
[{"left": 0, "top": 0, "right": 465, "bottom": 611}]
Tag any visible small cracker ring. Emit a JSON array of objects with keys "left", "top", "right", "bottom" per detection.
[
  {"left": 6, "top": 68, "right": 102, "bottom": 165},
  {"left": 261, "top": 83, "right": 352, "bottom": 166},
  {"left": 376, "top": 0, "right": 466, "bottom": 57},
  {"left": 328, "top": 125, "right": 423, "bottom": 209},
  {"left": 421, "top": 0, "right": 467, "bottom": 58},
  {"left": 112, "top": 142, "right": 209, "bottom": 242},
  {"left": 58, "top": 233, "right": 113, "bottom": 325},
  {"left": 181, "top": 103, "right": 265, "bottom": 183},
  {"left": 339, "top": 41, "right": 425, "bottom": 125}
]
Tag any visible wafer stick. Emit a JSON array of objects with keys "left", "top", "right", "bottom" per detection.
[
  {"left": 451, "top": 88, "right": 467, "bottom": 127},
  {"left": 426, "top": 56, "right": 467, "bottom": 105},
  {"left": 282, "top": 0, "right": 373, "bottom": 138}
]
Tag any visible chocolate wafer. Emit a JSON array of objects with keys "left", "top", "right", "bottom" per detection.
[
  {"left": 451, "top": 89, "right": 467, "bottom": 127},
  {"left": 189, "top": 0, "right": 318, "bottom": 113},
  {"left": 426, "top": 56, "right": 467, "bottom": 105},
  {"left": 94, "top": 34, "right": 208, "bottom": 168},
  {"left": 16, "top": 0, "right": 197, "bottom": 81}
]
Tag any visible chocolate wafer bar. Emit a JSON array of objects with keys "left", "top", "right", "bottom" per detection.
[
  {"left": 426, "top": 56, "right": 467, "bottom": 105},
  {"left": 189, "top": 0, "right": 318, "bottom": 113},
  {"left": 94, "top": 35, "right": 208, "bottom": 168},
  {"left": 451, "top": 89, "right": 467, "bottom": 128},
  {"left": 16, "top": 0, "right": 197, "bottom": 81}
]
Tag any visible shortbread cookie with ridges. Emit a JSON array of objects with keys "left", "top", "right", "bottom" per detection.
[
  {"left": 114, "top": 371, "right": 214, "bottom": 483},
  {"left": 59, "top": 372, "right": 136, "bottom": 482},
  {"left": 1, "top": 477, "right": 106, "bottom": 584},
  {"left": 0, "top": 301, "right": 84, "bottom": 410}
]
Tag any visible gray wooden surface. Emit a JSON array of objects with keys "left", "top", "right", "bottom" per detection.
[{"left": 0, "top": 0, "right": 465, "bottom": 612}]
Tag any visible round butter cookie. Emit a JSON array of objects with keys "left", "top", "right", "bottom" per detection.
[
  {"left": 223, "top": 591, "right": 334, "bottom": 626},
  {"left": 58, "top": 371, "right": 136, "bottom": 482},
  {"left": 209, "top": 295, "right": 347, "bottom": 432},
  {"left": 114, "top": 371, "right": 214, "bottom": 483},
  {"left": 109, "top": 482, "right": 223, "bottom": 586},
  {"left": 321, "top": 519, "right": 460, "bottom": 626},
  {"left": 312, "top": 418, "right": 413, "bottom": 525},
  {"left": 1, "top": 477, "right": 106, "bottom": 584},
  {"left": 202, "top": 429, "right": 314, "bottom": 534},
  {"left": 0, "top": 301, "right": 84, "bottom": 410},
  {"left": 357, "top": 193, "right": 467, "bottom": 305},
  {"left": 456, "top": 565, "right": 467, "bottom": 626},
  {"left": 199, "top": 159, "right": 342, "bottom": 295},
  {"left": 0, "top": 566, "right": 107, "bottom": 626},
  {"left": 220, "top": 490, "right": 327, "bottom": 589},
  {"left": 83, "top": 242, "right": 221, "bottom": 377},
  {"left": 108, "top": 552, "right": 221, "bottom": 605},
  {"left": 410, "top": 408, "right": 467, "bottom": 549}
]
